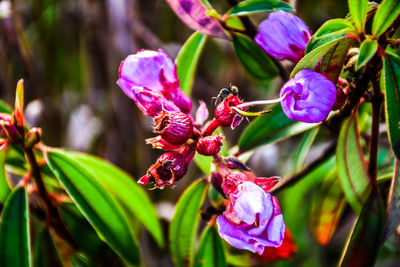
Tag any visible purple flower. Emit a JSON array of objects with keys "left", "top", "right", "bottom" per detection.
[
  {"left": 217, "top": 181, "right": 285, "bottom": 255},
  {"left": 280, "top": 69, "right": 336, "bottom": 123},
  {"left": 117, "top": 49, "right": 192, "bottom": 114},
  {"left": 254, "top": 11, "right": 311, "bottom": 63}
]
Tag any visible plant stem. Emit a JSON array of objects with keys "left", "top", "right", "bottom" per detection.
[
  {"left": 270, "top": 142, "right": 336, "bottom": 193},
  {"left": 24, "top": 147, "right": 78, "bottom": 249},
  {"left": 368, "top": 79, "right": 383, "bottom": 185}
]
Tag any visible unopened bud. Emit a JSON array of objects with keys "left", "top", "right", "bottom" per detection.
[
  {"left": 224, "top": 156, "right": 251, "bottom": 171},
  {"left": 24, "top": 127, "right": 42, "bottom": 149},
  {"left": 154, "top": 111, "right": 193, "bottom": 145},
  {"left": 214, "top": 95, "right": 243, "bottom": 127},
  {"left": 196, "top": 135, "right": 223, "bottom": 156},
  {"left": 210, "top": 172, "right": 226, "bottom": 198}
]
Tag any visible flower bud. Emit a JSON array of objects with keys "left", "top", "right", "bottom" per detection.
[
  {"left": 214, "top": 95, "right": 243, "bottom": 127},
  {"left": 196, "top": 135, "right": 223, "bottom": 156},
  {"left": 254, "top": 11, "right": 311, "bottom": 63},
  {"left": 0, "top": 113, "right": 20, "bottom": 141},
  {"left": 280, "top": 70, "right": 336, "bottom": 123},
  {"left": 24, "top": 127, "right": 42, "bottom": 149},
  {"left": 210, "top": 172, "right": 226, "bottom": 198},
  {"left": 224, "top": 156, "right": 251, "bottom": 171},
  {"left": 154, "top": 111, "right": 193, "bottom": 145}
]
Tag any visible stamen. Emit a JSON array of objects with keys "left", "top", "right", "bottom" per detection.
[{"left": 234, "top": 94, "right": 286, "bottom": 109}]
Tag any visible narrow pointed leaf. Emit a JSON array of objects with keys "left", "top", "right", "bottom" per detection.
[
  {"left": 382, "top": 52, "right": 400, "bottom": 161},
  {"left": 232, "top": 33, "right": 279, "bottom": 80},
  {"left": 33, "top": 228, "right": 63, "bottom": 267},
  {"left": 46, "top": 150, "right": 140, "bottom": 265},
  {"left": 310, "top": 170, "right": 346, "bottom": 245},
  {"left": 337, "top": 113, "right": 371, "bottom": 214},
  {"left": 339, "top": 191, "right": 385, "bottom": 266},
  {"left": 176, "top": 32, "right": 207, "bottom": 95},
  {"left": 227, "top": 0, "right": 294, "bottom": 16},
  {"left": 170, "top": 179, "right": 209, "bottom": 267},
  {"left": 383, "top": 160, "right": 400, "bottom": 241},
  {"left": 306, "top": 18, "right": 356, "bottom": 53},
  {"left": 0, "top": 150, "right": 11, "bottom": 203},
  {"left": 14, "top": 79, "right": 24, "bottom": 127},
  {"left": 166, "top": 0, "right": 228, "bottom": 39},
  {"left": 0, "top": 187, "right": 31, "bottom": 267},
  {"left": 355, "top": 39, "right": 378, "bottom": 70},
  {"left": 293, "top": 128, "right": 319, "bottom": 172},
  {"left": 291, "top": 37, "right": 344, "bottom": 77},
  {"left": 372, "top": 0, "right": 400, "bottom": 37},
  {"left": 321, "top": 38, "right": 354, "bottom": 83},
  {"left": 238, "top": 104, "right": 319, "bottom": 152},
  {"left": 348, "top": 0, "right": 368, "bottom": 30},
  {"left": 60, "top": 150, "right": 164, "bottom": 248},
  {"left": 195, "top": 226, "right": 227, "bottom": 267}
]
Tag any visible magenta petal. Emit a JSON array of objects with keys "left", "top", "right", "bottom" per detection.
[
  {"left": 195, "top": 100, "right": 209, "bottom": 125},
  {"left": 280, "top": 69, "right": 337, "bottom": 123},
  {"left": 255, "top": 11, "right": 311, "bottom": 63}
]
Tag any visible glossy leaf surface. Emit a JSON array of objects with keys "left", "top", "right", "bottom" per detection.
[
  {"left": 293, "top": 128, "right": 319, "bottom": 172},
  {"left": 372, "top": 0, "right": 400, "bottom": 37},
  {"left": 0, "top": 150, "right": 11, "bottom": 203},
  {"left": 383, "top": 160, "right": 400, "bottom": 241},
  {"left": 60, "top": 150, "right": 164, "bottom": 247},
  {"left": 195, "top": 226, "right": 226, "bottom": 267},
  {"left": 339, "top": 192, "right": 385, "bottom": 267},
  {"left": 46, "top": 150, "right": 140, "bottom": 265},
  {"left": 0, "top": 187, "right": 31, "bottom": 267},
  {"left": 310, "top": 170, "right": 346, "bottom": 245},
  {"left": 348, "top": 0, "right": 368, "bottom": 30},
  {"left": 232, "top": 33, "right": 279, "bottom": 80},
  {"left": 382, "top": 52, "right": 400, "bottom": 161},
  {"left": 228, "top": 0, "right": 294, "bottom": 16},
  {"left": 238, "top": 104, "right": 318, "bottom": 152},
  {"left": 33, "top": 228, "right": 63, "bottom": 267},
  {"left": 355, "top": 39, "right": 378, "bottom": 70},
  {"left": 337, "top": 114, "right": 371, "bottom": 214},
  {"left": 176, "top": 32, "right": 207, "bottom": 95},
  {"left": 170, "top": 179, "right": 209, "bottom": 267}
]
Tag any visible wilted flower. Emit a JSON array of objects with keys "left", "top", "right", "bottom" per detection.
[
  {"left": 280, "top": 69, "right": 336, "bottom": 123},
  {"left": 138, "top": 146, "right": 195, "bottom": 188},
  {"left": 254, "top": 11, "right": 311, "bottom": 63},
  {"left": 117, "top": 49, "right": 192, "bottom": 114},
  {"left": 217, "top": 181, "right": 285, "bottom": 255},
  {"left": 154, "top": 111, "right": 193, "bottom": 145},
  {"left": 196, "top": 135, "right": 223, "bottom": 156}
]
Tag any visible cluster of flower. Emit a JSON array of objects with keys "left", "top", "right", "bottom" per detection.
[{"left": 117, "top": 10, "right": 340, "bottom": 262}]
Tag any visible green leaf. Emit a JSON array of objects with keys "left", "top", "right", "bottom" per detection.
[
  {"left": 348, "top": 0, "right": 368, "bottom": 30},
  {"left": 232, "top": 33, "right": 279, "bottom": 80},
  {"left": 310, "top": 170, "right": 346, "bottom": 245},
  {"left": 293, "top": 128, "right": 319, "bottom": 172},
  {"left": 306, "top": 18, "right": 356, "bottom": 54},
  {"left": 0, "top": 187, "right": 31, "bottom": 267},
  {"left": 320, "top": 38, "right": 354, "bottom": 83},
  {"left": 0, "top": 150, "right": 11, "bottom": 203},
  {"left": 339, "top": 191, "right": 385, "bottom": 266},
  {"left": 227, "top": 0, "right": 294, "bottom": 16},
  {"left": 176, "top": 32, "right": 207, "bottom": 95},
  {"left": 195, "top": 226, "right": 227, "bottom": 267},
  {"left": 382, "top": 52, "right": 400, "bottom": 161},
  {"left": 33, "top": 227, "right": 63, "bottom": 267},
  {"left": 372, "top": 0, "right": 400, "bottom": 37},
  {"left": 291, "top": 37, "right": 344, "bottom": 78},
  {"left": 355, "top": 39, "right": 378, "bottom": 70},
  {"left": 336, "top": 113, "right": 371, "bottom": 214},
  {"left": 0, "top": 100, "right": 13, "bottom": 114},
  {"left": 59, "top": 150, "right": 164, "bottom": 248},
  {"left": 170, "top": 179, "right": 209, "bottom": 267},
  {"left": 238, "top": 104, "right": 319, "bottom": 152},
  {"left": 194, "top": 153, "right": 213, "bottom": 175},
  {"left": 46, "top": 150, "right": 140, "bottom": 265},
  {"left": 383, "top": 160, "right": 400, "bottom": 241}
]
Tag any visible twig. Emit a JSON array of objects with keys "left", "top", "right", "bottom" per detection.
[
  {"left": 24, "top": 147, "right": 78, "bottom": 249},
  {"left": 270, "top": 142, "right": 336, "bottom": 193}
]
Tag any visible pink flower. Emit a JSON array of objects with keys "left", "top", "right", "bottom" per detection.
[{"left": 117, "top": 49, "right": 192, "bottom": 115}]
